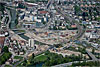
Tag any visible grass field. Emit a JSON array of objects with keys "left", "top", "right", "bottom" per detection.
[
  {"left": 5, "top": 65, "right": 12, "bottom": 67},
  {"left": 34, "top": 54, "right": 47, "bottom": 62},
  {"left": 14, "top": 56, "right": 23, "bottom": 59}
]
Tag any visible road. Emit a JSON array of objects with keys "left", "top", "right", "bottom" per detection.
[
  {"left": 3, "top": 0, "right": 63, "bottom": 45},
  {"left": 52, "top": 60, "right": 93, "bottom": 67},
  {"left": 1, "top": 64, "right": 13, "bottom": 67},
  {"left": 79, "top": 41, "right": 99, "bottom": 62},
  {"left": 25, "top": 31, "right": 60, "bottom": 45},
  {"left": 0, "top": 1, "right": 6, "bottom": 4},
  {"left": 81, "top": 42, "right": 98, "bottom": 61},
  {"left": 86, "top": 49, "right": 98, "bottom": 61},
  {"left": 1, "top": 0, "right": 94, "bottom": 67},
  {"left": 55, "top": 5, "right": 84, "bottom": 41},
  {"left": 13, "top": 58, "right": 24, "bottom": 67},
  {"left": 46, "top": 0, "right": 53, "bottom": 9}
]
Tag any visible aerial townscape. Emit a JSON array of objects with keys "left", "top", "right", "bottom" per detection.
[{"left": 0, "top": 0, "right": 100, "bottom": 67}]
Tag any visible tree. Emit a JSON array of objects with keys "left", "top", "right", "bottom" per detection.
[
  {"left": 92, "top": 48, "right": 95, "bottom": 54},
  {"left": 3, "top": 46, "right": 9, "bottom": 52},
  {"left": 42, "top": 22, "right": 46, "bottom": 25},
  {"left": 17, "top": 3, "right": 25, "bottom": 8},
  {"left": 84, "top": 56, "right": 86, "bottom": 60},
  {"left": 74, "top": 5, "right": 81, "bottom": 15},
  {"left": 0, "top": 4, "right": 5, "bottom": 14},
  {"left": 32, "top": 53, "right": 35, "bottom": 59}
]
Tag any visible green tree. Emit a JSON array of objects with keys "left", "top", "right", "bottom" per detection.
[
  {"left": 0, "top": 4, "right": 5, "bottom": 14},
  {"left": 3, "top": 46, "right": 9, "bottom": 52},
  {"left": 32, "top": 53, "right": 35, "bottom": 59},
  {"left": 92, "top": 48, "right": 95, "bottom": 54}
]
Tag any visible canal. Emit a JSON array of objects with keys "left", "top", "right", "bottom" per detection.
[{"left": 9, "top": 9, "right": 29, "bottom": 41}]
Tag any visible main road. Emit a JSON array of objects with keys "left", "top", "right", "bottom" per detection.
[{"left": 52, "top": 60, "right": 93, "bottom": 67}]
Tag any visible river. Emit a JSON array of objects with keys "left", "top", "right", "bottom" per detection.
[{"left": 9, "top": 9, "right": 29, "bottom": 41}]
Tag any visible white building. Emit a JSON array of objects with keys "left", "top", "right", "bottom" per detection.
[{"left": 28, "top": 39, "right": 35, "bottom": 48}]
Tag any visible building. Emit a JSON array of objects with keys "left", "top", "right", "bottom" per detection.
[
  {"left": 0, "top": 11, "right": 2, "bottom": 18},
  {"left": 0, "top": 34, "right": 5, "bottom": 53},
  {"left": 71, "top": 25, "right": 77, "bottom": 28},
  {"left": 28, "top": 39, "right": 35, "bottom": 48},
  {"left": 23, "top": 22, "right": 35, "bottom": 29}
]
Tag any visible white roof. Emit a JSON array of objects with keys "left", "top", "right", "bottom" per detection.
[
  {"left": 0, "top": 34, "right": 5, "bottom": 36},
  {"left": 26, "top": 2, "right": 38, "bottom": 6}
]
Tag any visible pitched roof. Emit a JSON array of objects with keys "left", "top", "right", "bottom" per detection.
[
  {"left": 40, "top": 11, "right": 48, "bottom": 14},
  {"left": 0, "top": 36, "right": 5, "bottom": 46}
]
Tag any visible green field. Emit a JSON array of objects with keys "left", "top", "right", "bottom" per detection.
[
  {"left": 34, "top": 54, "right": 47, "bottom": 62},
  {"left": 4, "top": 65, "right": 12, "bottom": 67},
  {"left": 14, "top": 56, "right": 23, "bottom": 59}
]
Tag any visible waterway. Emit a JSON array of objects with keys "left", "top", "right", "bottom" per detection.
[
  {"left": 9, "top": 9, "right": 16, "bottom": 29},
  {"left": 9, "top": 9, "right": 29, "bottom": 41},
  {"left": 36, "top": 62, "right": 44, "bottom": 67},
  {"left": 18, "top": 34, "right": 29, "bottom": 41}
]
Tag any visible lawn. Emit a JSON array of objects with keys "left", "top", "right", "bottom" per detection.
[
  {"left": 34, "top": 54, "right": 47, "bottom": 62},
  {"left": 18, "top": 30, "right": 25, "bottom": 32},
  {"left": 5, "top": 65, "right": 12, "bottom": 67},
  {"left": 14, "top": 56, "right": 23, "bottom": 59},
  {"left": 96, "top": 17, "right": 100, "bottom": 21},
  {"left": 17, "top": 54, "right": 47, "bottom": 67}
]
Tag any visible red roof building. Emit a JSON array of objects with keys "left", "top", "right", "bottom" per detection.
[
  {"left": 71, "top": 25, "right": 77, "bottom": 28},
  {"left": 0, "top": 36, "right": 5, "bottom": 47},
  {"left": 0, "top": 36, "right": 5, "bottom": 53},
  {"left": 86, "top": 30, "right": 92, "bottom": 32},
  {"left": 39, "top": 11, "right": 48, "bottom": 14}
]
